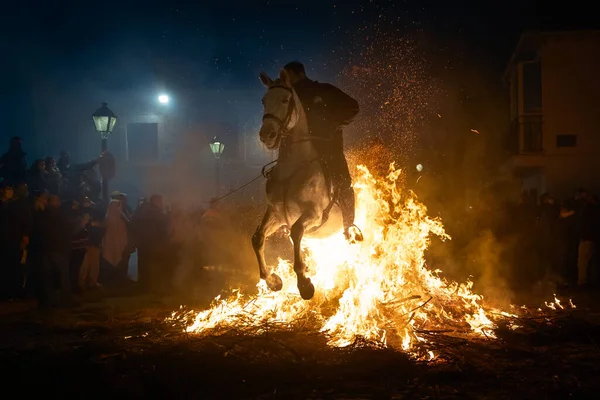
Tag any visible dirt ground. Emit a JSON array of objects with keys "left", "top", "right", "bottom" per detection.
[{"left": 2, "top": 291, "right": 600, "bottom": 399}]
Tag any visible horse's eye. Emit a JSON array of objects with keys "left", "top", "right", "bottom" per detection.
[{"left": 282, "top": 99, "right": 289, "bottom": 104}]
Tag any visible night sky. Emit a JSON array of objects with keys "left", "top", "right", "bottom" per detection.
[{"left": 0, "top": 0, "right": 595, "bottom": 154}]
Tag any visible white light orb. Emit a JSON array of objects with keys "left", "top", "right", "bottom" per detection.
[
  {"left": 416, "top": 164, "right": 423, "bottom": 172},
  {"left": 158, "top": 94, "right": 169, "bottom": 104}
]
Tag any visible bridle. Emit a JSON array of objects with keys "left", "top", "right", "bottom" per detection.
[{"left": 261, "top": 84, "right": 297, "bottom": 148}]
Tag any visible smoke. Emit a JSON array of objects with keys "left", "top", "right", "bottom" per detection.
[
  {"left": 332, "top": 22, "right": 546, "bottom": 307},
  {"left": 463, "top": 229, "right": 515, "bottom": 308}
]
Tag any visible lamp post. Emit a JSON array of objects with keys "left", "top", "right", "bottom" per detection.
[
  {"left": 209, "top": 136, "right": 225, "bottom": 197},
  {"left": 92, "top": 102, "right": 117, "bottom": 204}
]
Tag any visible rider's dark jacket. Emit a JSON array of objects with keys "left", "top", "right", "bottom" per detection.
[{"left": 292, "top": 77, "right": 359, "bottom": 154}]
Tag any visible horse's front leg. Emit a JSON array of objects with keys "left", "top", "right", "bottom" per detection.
[
  {"left": 290, "top": 211, "right": 318, "bottom": 300},
  {"left": 252, "top": 207, "right": 283, "bottom": 291}
]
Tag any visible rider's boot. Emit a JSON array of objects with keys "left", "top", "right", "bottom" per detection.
[{"left": 339, "top": 186, "right": 363, "bottom": 243}]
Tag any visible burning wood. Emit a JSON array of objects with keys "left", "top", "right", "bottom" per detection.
[{"left": 169, "top": 164, "right": 576, "bottom": 359}]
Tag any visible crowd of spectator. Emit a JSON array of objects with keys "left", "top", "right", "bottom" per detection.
[{"left": 0, "top": 136, "right": 228, "bottom": 307}]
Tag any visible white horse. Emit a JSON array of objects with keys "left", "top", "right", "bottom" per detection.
[{"left": 252, "top": 69, "right": 344, "bottom": 300}]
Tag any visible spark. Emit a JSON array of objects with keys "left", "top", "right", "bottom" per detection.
[
  {"left": 169, "top": 168, "right": 575, "bottom": 359},
  {"left": 337, "top": 32, "right": 439, "bottom": 172},
  {"left": 171, "top": 164, "right": 500, "bottom": 357}
]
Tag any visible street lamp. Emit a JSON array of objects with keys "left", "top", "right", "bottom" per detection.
[
  {"left": 92, "top": 102, "right": 117, "bottom": 204},
  {"left": 210, "top": 136, "right": 225, "bottom": 196},
  {"left": 158, "top": 94, "right": 169, "bottom": 104}
]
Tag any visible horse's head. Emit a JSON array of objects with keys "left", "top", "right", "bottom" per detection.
[{"left": 258, "top": 69, "right": 296, "bottom": 150}]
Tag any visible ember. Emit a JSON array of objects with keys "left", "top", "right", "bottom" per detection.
[{"left": 170, "top": 163, "right": 575, "bottom": 357}]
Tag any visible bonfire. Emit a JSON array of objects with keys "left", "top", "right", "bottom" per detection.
[{"left": 170, "top": 163, "right": 573, "bottom": 358}]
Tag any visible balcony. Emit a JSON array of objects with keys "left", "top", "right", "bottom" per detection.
[
  {"left": 511, "top": 114, "right": 543, "bottom": 154},
  {"left": 508, "top": 114, "right": 544, "bottom": 168}
]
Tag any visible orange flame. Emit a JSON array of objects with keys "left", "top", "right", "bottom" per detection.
[{"left": 170, "top": 164, "right": 573, "bottom": 356}]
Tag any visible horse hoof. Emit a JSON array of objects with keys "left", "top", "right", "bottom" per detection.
[
  {"left": 298, "top": 279, "right": 315, "bottom": 300},
  {"left": 345, "top": 225, "right": 364, "bottom": 244},
  {"left": 266, "top": 273, "right": 283, "bottom": 292}
]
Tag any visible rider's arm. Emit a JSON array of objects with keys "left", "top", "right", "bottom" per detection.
[{"left": 321, "top": 84, "right": 360, "bottom": 125}]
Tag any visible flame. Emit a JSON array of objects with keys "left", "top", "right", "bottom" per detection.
[{"left": 170, "top": 163, "right": 572, "bottom": 356}]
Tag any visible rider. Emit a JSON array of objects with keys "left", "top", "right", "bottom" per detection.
[{"left": 283, "top": 61, "right": 362, "bottom": 242}]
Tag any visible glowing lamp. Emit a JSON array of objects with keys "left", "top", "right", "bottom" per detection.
[
  {"left": 92, "top": 102, "right": 117, "bottom": 140},
  {"left": 158, "top": 94, "right": 169, "bottom": 104},
  {"left": 210, "top": 136, "right": 225, "bottom": 159}
]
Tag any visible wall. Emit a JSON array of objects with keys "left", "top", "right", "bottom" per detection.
[
  {"left": 540, "top": 32, "right": 600, "bottom": 158},
  {"left": 508, "top": 32, "right": 600, "bottom": 201},
  {"left": 539, "top": 33, "right": 600, "bottom": 199}
]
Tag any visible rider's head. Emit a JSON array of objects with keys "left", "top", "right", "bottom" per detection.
[{"left": 283, "top": 61, "right": 306, "bottom": 84}]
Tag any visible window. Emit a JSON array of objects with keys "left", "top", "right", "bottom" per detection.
[
  {"left": 522, "top": 61, "right": 542, "bottom": 113},
  {"left": 510, "top": 69, "right": 518, "bottom": 121},
  {"left": 127, "top": 123, "right": 159, "bottom": 163},
  {"left": 556, "top": 134, "right": 577, "bottom": 148}
]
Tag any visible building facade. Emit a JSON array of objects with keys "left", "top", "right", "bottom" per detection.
[{"left": 505, "top": 30, "right": 600, "bottom": 201}]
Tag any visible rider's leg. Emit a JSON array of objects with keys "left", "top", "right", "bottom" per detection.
[
  {"left": 334, "top": 153, "right": 355, "bottom": 232},
  {"left": 330, "top": 152, "right": 362, "bottom": 242}
]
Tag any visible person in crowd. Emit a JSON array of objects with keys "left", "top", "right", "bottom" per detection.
[
  {"left": 29, "top": 191, "right": 48, "bottom": 304},
  {"left": 79, "top": 210, "right": 103, "bottom": 291},
  {"left": 116, "top": 192, "right": 135, "bottom": 278},
  {"left": 44, "top": 156, "right": 63, "bottom": 195},
  {"left": 27, "top": 159, "right": 50, "bottom": 194},
  {"left": 81, "top": 168, "right": 101, "bottom": 201},
  {"left": 118, "top": 193, "right": 133, "bottom": 220},
  {"left": 538, "top": 193, "right": 562, "bottom": 282},
  {"left": 57, "top": 151, "right": 71, "bottom": 175},
  {"left": 132, "top": 194, "right": 169, "bottom": 293},
  {"left": 65, "top": 200, "right": 89, "bottom": 291},
  {"left": 168, "top": 202, "right": 190, "bottom": 268},
  {"left": 557, "top": 200, "right": 579, "bottom": 285},
  {"left": 0, "top": 184, "right": 30, "bottom": 300},
  {"left": 0, "top": 137, "right": 27, "bottom": 188},
  {"left": 101, "top": 199, "right": 130, "bottom": 284},
  {"left": 82, "top": 196, "right": 96, "bottom": 213},
  {"left": 57, "top": 150, "right": 103, "bottom": 202},
  {"left": 39, "top": 194, "right": 75, "bottom": 306},
  {"left": 576, "top": 190, "right": 599, "bottom": 287}
]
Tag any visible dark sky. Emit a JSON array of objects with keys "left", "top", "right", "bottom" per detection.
[{"left": 0, "top": 0, "right": 595, "bottom": 151}]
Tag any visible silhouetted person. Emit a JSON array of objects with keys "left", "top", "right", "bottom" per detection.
[
  {"left": 283, "top": 61, "right": 361, "bottom": 242},
  {"left": 29, "top": 191, "right": 49, "bottom": 305},
  {"left": 44, "top": 157, "right": 63, "bottom": 195},
  {"left": 57, "top": 150, "right": 102, "bottom": 201},
  {"left": 0, "top": 137, "right": 27, "bottom": 187},
  {"left": 0, "top": 184, "right": 30, "bottom": 299},
  {"left": 576, "top": 191, "right": 599, "bottom": 286},
  {"left": 132, "top": 194, "right": 169, "bottom": 293},
  {"left": 39, "top": 195, "right": 75, "bottom": 306},
  {"left": 538, "top": 193, "right": 561, "bottom": 281},
  {"left": 27, "top": 159, "right": 50, "bottom": 193}
]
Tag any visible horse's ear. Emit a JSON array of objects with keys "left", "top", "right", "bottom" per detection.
[
  {"left": 259, "top": 71, "right": 272, "bottom": 87},
  {"left": 279, "top": 68, "right": 291, "bottom": 87}
]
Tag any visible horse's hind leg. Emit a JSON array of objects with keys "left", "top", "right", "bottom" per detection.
[
  {"left": 291, "top": 211, "right": 318, "bottom": 300},
  {"left": 252, "top": 207, "right": 283, "bottom": 291}
]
